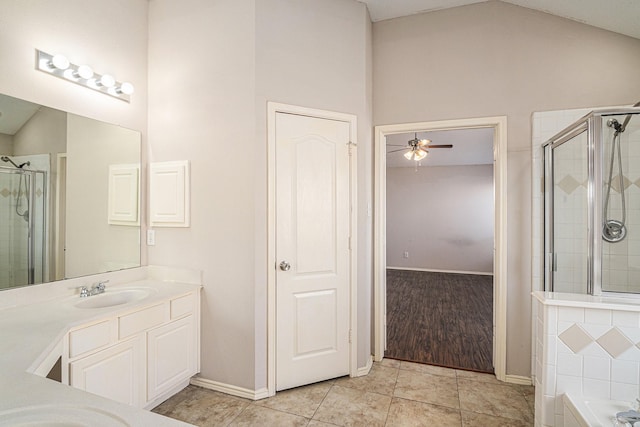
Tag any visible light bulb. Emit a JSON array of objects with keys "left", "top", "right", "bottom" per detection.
[
  {"left": 404, "top": 151, "right": 414, "bottom": 160},
  {"left": 99, "top": 74, "right": 116, "bottom": 88},
  {"left": 414, "top": 149, "right": 427, "bottom": 161},
  {"left": 118, "top": 82, "right": 134, "bottom": 95},
  {"left": 50, "top": 54, "right": 70, "bottom": 70},
  {"left": 419, "top": 138, "right": 431, "bottom": 146},
  {"left": 75, "top": 65, "right": 93, "bottom": 80}
]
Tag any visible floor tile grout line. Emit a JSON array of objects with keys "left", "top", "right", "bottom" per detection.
[
  {"left": 381, "top": 365, "right": 401, "bottom": 426},
  {"left": 307, "top": 380, "right": 334, "bottom": 422}
]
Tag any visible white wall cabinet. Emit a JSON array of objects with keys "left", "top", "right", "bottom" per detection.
[
  {"left": 149, "top": 160, "right": 190, "bottom": 227},
  {"left": 63, "top": 290, "right": 200, "bottom": 409}
]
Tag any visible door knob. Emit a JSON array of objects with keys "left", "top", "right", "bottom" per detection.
[{"left": 279, "top": 260, "right": 291, "bottom": 271}]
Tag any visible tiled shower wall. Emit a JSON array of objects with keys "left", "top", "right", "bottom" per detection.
[
  {"left": 602, "top": 122, "right": 640, "bottom": 293},
  {"left": 535, "top": 300, "right": 640, "bottom": 427},
  {"left": 532, "top": 108, "right": 640, "bottom": 295}
]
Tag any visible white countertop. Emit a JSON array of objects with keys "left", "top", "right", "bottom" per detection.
[
  {"left": 533, "top": 290, "right": 640, "bottom": 312},
  {"left": 0, "top": 267, "right": 200, "bottom": 427}
]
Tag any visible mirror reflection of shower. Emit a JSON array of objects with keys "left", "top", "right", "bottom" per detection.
[
  {"left": 0, "top": 155, "right": 46, "bottom": 289},
  {"left": 1, "top": 156, "right": 31, "bottom": 223}
]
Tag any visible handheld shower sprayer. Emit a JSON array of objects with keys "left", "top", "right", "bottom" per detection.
[{"left": 602, "top": 100, "right": 640, "bottom": 243}]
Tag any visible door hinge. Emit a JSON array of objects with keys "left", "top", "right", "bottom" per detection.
[{"left": 349, "top": 329, "right": 352, "bottom": 343}]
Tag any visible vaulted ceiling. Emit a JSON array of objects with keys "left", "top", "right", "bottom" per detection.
[{"left": 359, "top": 0, "right": 640, "bottom": 39}]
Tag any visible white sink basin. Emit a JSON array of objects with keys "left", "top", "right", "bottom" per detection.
[
  {"left": 0, "top": 404, "right": 129, "bottom": 426},
  {"left": 74, "top": 288, "right": 151, "bottom": 309}
]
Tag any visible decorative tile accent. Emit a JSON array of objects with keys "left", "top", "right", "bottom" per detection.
[
  {"left": 610, "top": 174, "right": 632, "bottom": 193},
  {"left": 0, "top": 188, "right": 9, "bottom": 197},
  {"left": 557, "top": 175, "right": 581, "bottom": 194},
  {"left": 559, "top": 324, "right": 593, "bottom": 353},
  {"left": 597, "top": 327, "right": 634, "bottom": 358}
]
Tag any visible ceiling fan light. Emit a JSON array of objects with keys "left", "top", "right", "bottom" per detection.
[
  {"left": 403, "top": 151, "right": 414, "bottom": 160},
  {"left": 414, "top": 149, "right": 427, "bottom": 161},
  {"left": 419, "top": 138, "right": 431, "bottom": 146}
]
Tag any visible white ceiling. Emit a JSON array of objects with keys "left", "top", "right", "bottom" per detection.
[
  {"left": 386, "top": 128, "right": 494, "bottom": 168},
  {"left": 359, "top": 0, "right": 640, "bottom": 40}
]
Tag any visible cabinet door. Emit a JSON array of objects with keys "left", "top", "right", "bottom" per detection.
[
  {"left": 70, "top": 336, "right": 144, "bottom": 407},
  {"left": 147, "top": 315, "right": 195, "bottom": 401}
]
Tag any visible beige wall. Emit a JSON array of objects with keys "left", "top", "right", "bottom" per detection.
[
  {"left": 0, "top": 134, "right": 13, "bottom": 154},
  {"left": 0, "top": 0, "right": 148, "bottom": 134},
  {"left": 148, "top": 0, "right": 372, "bottom": 391},
  {"left": 373, "top": 0, "right": 640, "bottom": 376},
  {"left": 148, "top": 0, "right": 258, "bottom": 391},
  {"left": 387, "top": 165, "right": 494, "bottom": 273},
  {"left": 12, "top": 107, "right": 66, "bottom": 158},
  {"left": 255, "top": 0, "right": 373, "bottom": 381}
]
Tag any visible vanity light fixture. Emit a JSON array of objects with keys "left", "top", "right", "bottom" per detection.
[{"left": 36, "top": 50, "right": 134, "bottom": 103}]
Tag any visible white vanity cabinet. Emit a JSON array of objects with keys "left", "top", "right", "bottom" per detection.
[
  {"left": 62, "top": 290, "right": 200, "bottom": 409},
  {"left": 69, "top": 335, "right": 144, "bottom": 407}
]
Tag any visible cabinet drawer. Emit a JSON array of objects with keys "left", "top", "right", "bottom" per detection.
[
  {"left": 171, "top": 293, "right": 195, "bottom": 319},
  {"left": 119, "top": 303, "right": 167, "bottom": 339},
  {"left": 69, "top": 320, "right": 113, "bottom": 358}
]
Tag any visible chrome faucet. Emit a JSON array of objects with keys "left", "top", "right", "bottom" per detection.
[
  {"left": 79, "top": 280, "right": 109, "bottom": 298},
  {"left": 93, "top": 280, "right": 108, "bottom": 295}
]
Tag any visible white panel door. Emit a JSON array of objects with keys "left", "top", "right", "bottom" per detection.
[{"left": 276, "top": 112, "right": 351, "bottom": 391}]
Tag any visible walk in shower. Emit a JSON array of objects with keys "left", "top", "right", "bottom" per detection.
[
  {"left": 0, "top": 158, "right": 46, "bottom": 289},
  {"left": 543, "top": 106, "right": 640, "bottom": 295}
]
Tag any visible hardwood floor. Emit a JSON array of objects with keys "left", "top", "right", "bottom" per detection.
[{"left": 385, "top": 269, "right": 494, "bottom": 373}]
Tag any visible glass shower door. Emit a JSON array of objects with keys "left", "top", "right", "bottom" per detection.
[
  {"left": 549, "top": 129, "right": 589, "bottom": 294},
  {"left": 0, "top": 168, "right": 45, "bottom": 289}
]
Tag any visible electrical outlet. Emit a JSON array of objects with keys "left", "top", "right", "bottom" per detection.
[{"left": 403, "top": 251, "right": 409, "bottom": 259}]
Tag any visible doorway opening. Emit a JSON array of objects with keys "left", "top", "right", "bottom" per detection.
[
  {"left": 385, "top": 128, "right": 494, "bottom": 372},
  {"left": 374, "top": 117, "right": 508, "bottom": 381}
]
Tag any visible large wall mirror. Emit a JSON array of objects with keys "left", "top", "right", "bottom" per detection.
[{"left": 0, "top": 93, "right": 141, "bottom": 291}]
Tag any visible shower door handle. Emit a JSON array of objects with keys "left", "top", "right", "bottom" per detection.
[{"left": 549, "top": 253, "right": 557, "bottom": 272}]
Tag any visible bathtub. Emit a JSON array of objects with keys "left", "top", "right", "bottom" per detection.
[{"left": 563, "top": 393, "right": 636, "bottom": 427}]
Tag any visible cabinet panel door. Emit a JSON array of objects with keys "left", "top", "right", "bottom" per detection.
[
  {"left": 70, "top": 336, "right": 143, "bottom": 407},
  {"left": 147, "top": 315, "right": 195, "bottom": 400}
]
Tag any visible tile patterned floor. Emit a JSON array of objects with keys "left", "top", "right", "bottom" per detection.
[{"left": 153, "top": 359, "right": 535, "bottom": 426}]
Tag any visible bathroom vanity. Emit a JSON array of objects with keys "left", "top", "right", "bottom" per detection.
[{"left": 0, "top": 266, "right": 200, "bottom": 427}]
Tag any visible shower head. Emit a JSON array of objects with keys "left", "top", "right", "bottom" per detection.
[
  {"left": 1, "top": 156, "right": 26, "bottom": 169},
  {"left": 607, "top": 118, "right": 623, "bottom": 133}
]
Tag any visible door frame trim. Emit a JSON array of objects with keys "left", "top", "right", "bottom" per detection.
[
  {"left": 266, "top": 102, "right": 358, "bottom": 396},
  {"left": 373, "top": 116, "right": 508, "bottom": 381}
]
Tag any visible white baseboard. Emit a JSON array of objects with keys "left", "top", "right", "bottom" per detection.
[
  {"left": 144, "top": 378, "right": 191, "bottom": 410},
  {"left": 505, "top": 374, "right": 532, "bottom": 385},
  {"left": 386, "top": 266, "right": 493, "bottom": 276},
  {"left": 190, "top": 376, "right": 269, "bottom": 401},
  {"left": 356, "top": 355, "right": 373, "bottom": 377}
]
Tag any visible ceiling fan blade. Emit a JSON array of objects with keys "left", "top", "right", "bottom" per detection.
[
  {"left": 387, "top": 148, "right": 409, "bottom": 154},
  {"left": 387, "top": 144, "right": 407, "bottom": 147},
  {"left": 427, "top": 144, "right": 453, "bottom": 148}
]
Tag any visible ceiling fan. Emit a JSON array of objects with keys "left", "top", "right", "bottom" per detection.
[{"left": 387, "top": 133, "right": 453, "bottom": 161}]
